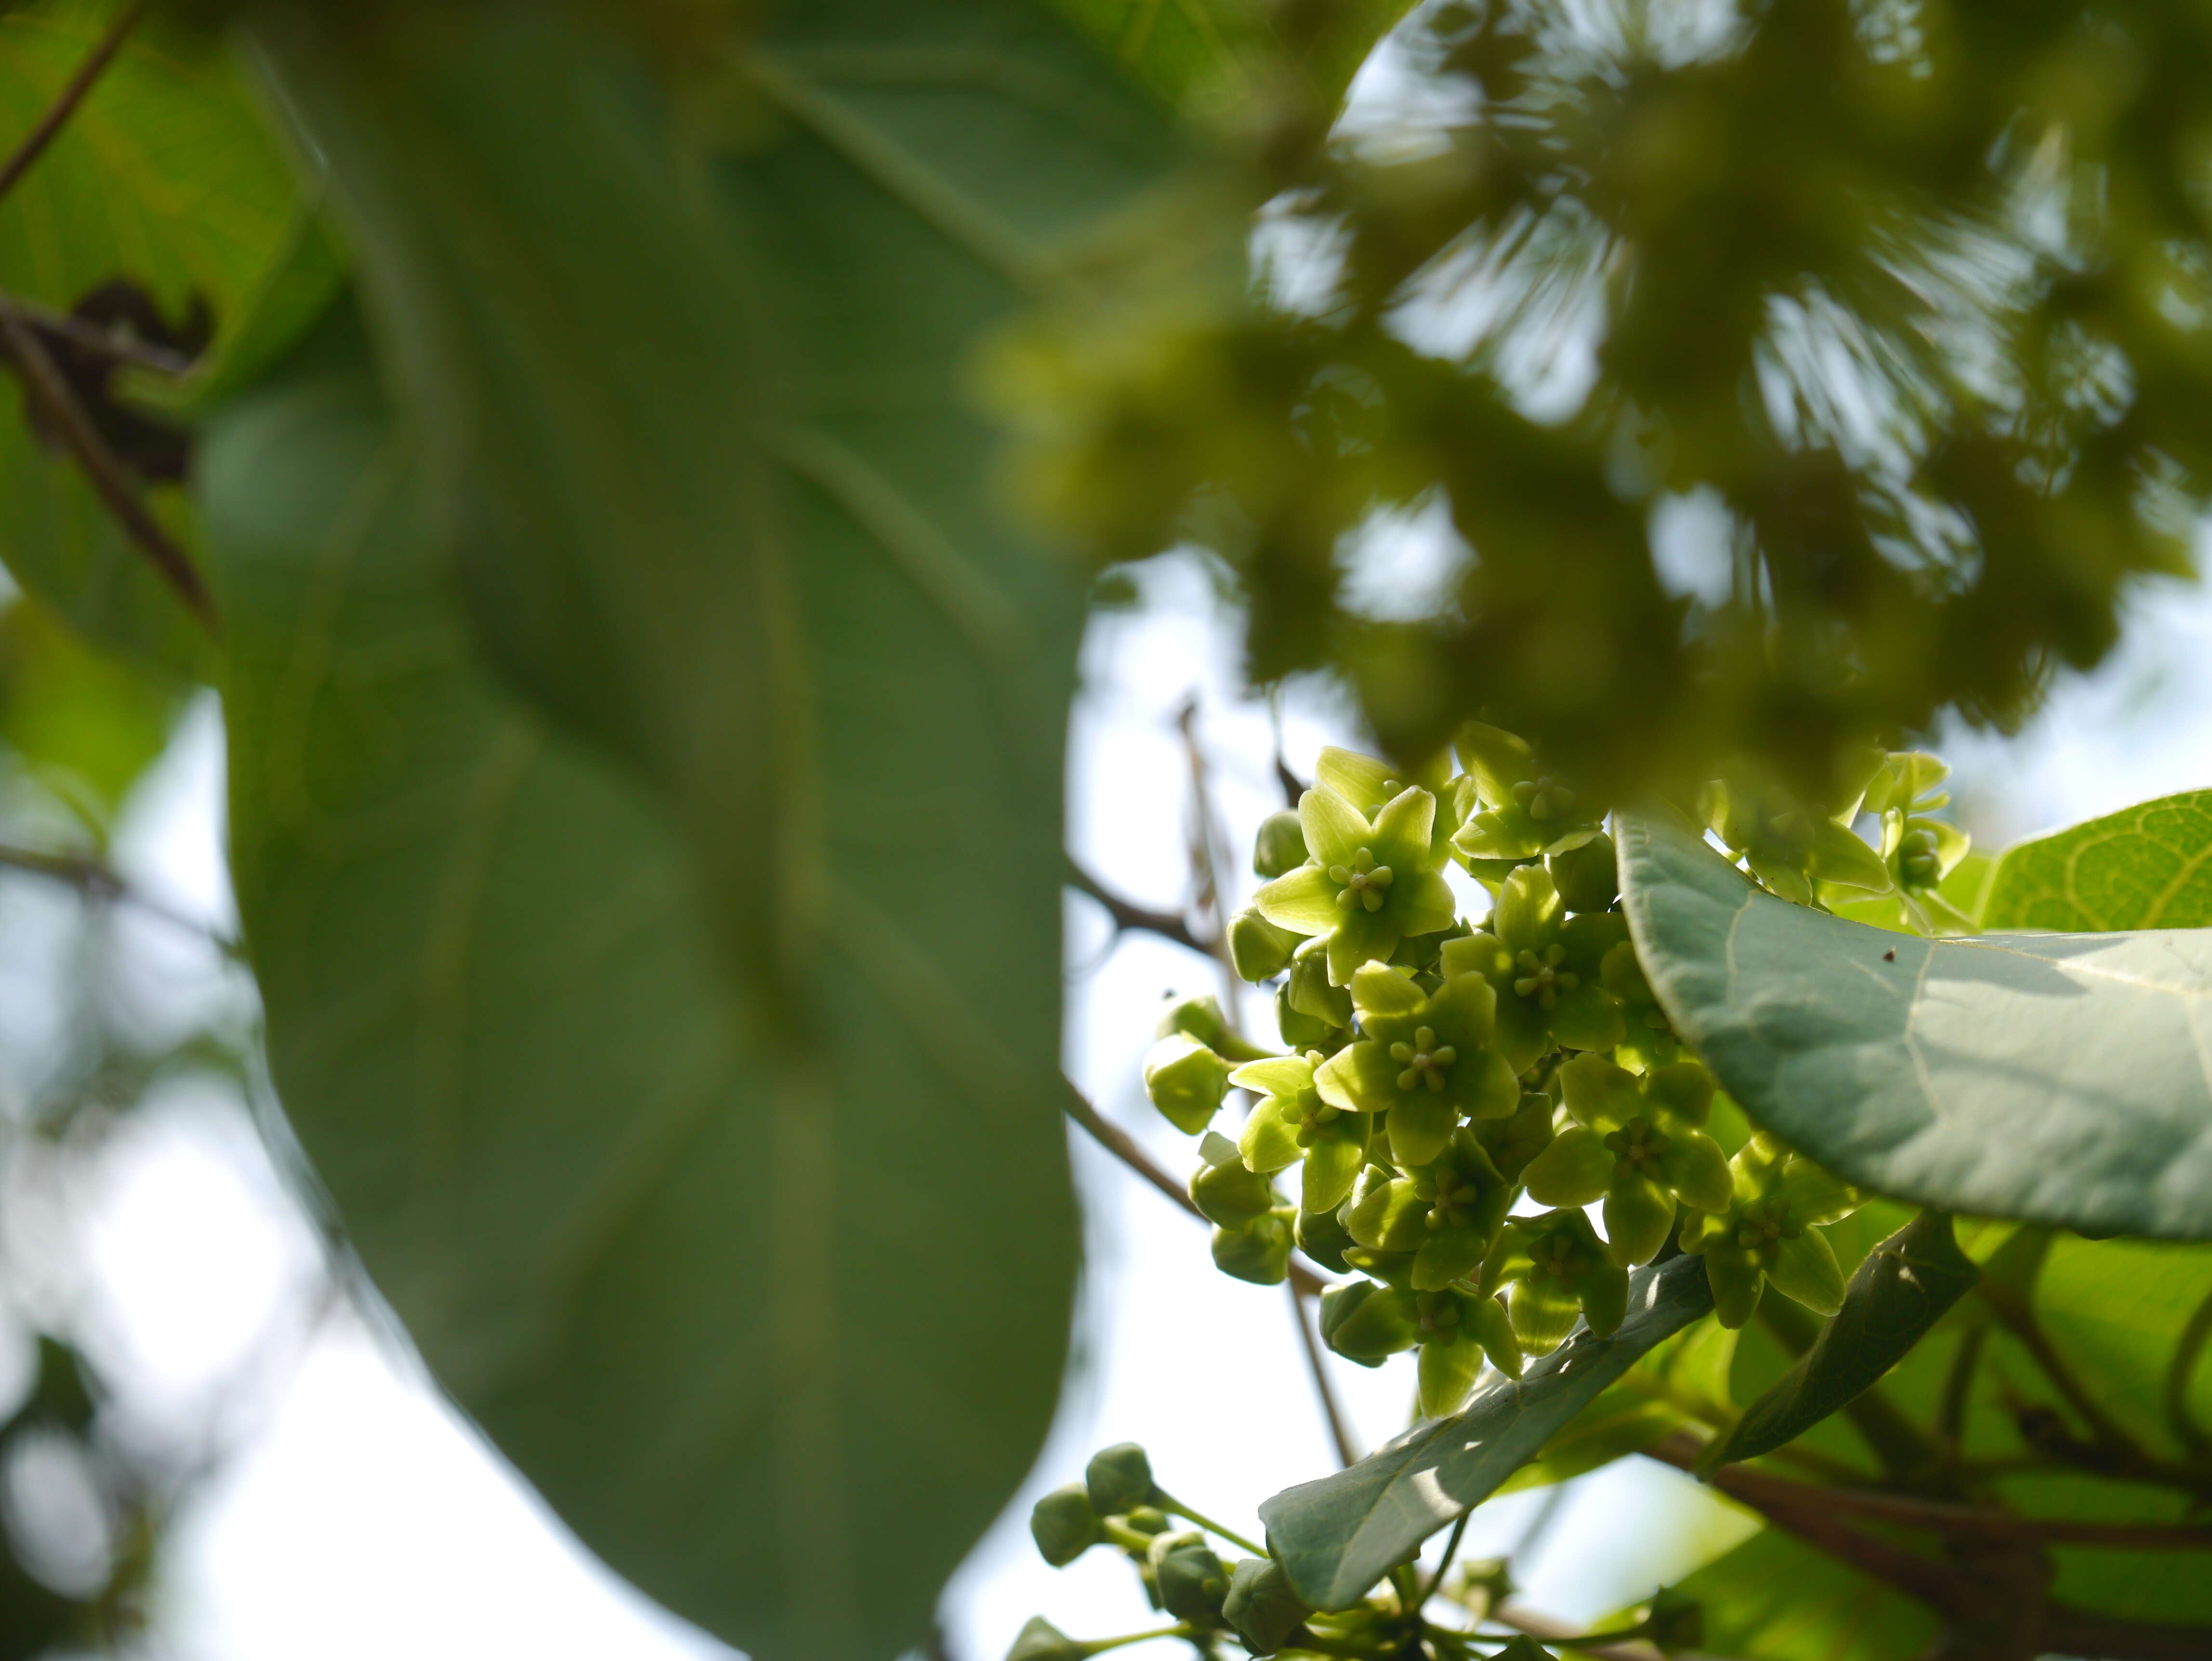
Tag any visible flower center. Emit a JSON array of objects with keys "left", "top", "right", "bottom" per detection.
[
  {"left": 1389, "top": 1026, "right": 1458, "bottom": 1092},
  {"left": 1606, "top": 1116, "right": 1669, "bottom": 1175},
  {"left": 1328, "top": 846, "right": 1396, "bottom": 913},
  {"left": 1513, "top": 944, "right": 1579, "bottom": 1008}
]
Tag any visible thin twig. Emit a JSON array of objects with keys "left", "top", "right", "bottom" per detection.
[
  {"left": 1175, "top": 699, "right": 1245, "bottom": 1033},
  {"left": 1935, "top": 1320, "right": 1987, "bottom": 1456},
  {"left": 0, "top": 844, "right": 240, "bottom": 956},
  {"left": 1288, "top": 1277, "right": 1360, "bottom": 1468},
  {"left": 0, "top": 305, "right": 215, "bottom": 627},
  {"left": 0, "top": 291, "right": 197, "bottom": 376},
  {"left": 1414, "top": 1511, "right": 1468, "bottom": 1609},
  {"left": 1978, "top": 1274, "right": 2162, "bottom": 1474},
  {"left": 1066, "top": 860, "right": 1212, "bottom": 956},
  {"left": 1060, "top": 1078, "right": 1327, "bottom": 1296},
  {"left": 0, "top": 0, "right": 145, "bottom": 205}
]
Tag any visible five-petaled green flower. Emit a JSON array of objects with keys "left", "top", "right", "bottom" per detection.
[
  {"left": 1443, "top": 867, "right": 1625, "bottom": 1068},
  {"left": 1493, "top": 1209, "right": 1630, "bottom": 1355},
  {"left": 1679, "top": 1137, "right": 1860, "bottom": 1327},
  {"left": 1230, "top": 1052, "right": 1370, "bottom": 1212},
  {"left": 1252, "top": 785, "right": 1457, "bottom": 986},
  {"left": 1313, "top": 963, "right": 1520, "bottom": 1165},
  {"left": 1521, "top": 1055, "right": 1733, "bottom": 1266}
]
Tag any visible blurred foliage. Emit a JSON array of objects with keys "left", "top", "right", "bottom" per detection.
[{"left": 1007, "top": 0, "right": 2212, "bottom": 802}]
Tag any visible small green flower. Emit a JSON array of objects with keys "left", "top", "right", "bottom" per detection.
[
  {"left": 1679, "top": 1139, "right": 1859, "bottom": 1327},
  {"left": 1312, "top": 964, "right": 1521, "bottom": 1164},
  {"left": 1188, "top": 1132, "right": 1277, "bottom": 1228},
  {"left": 1252, "top": 784, "right": 1458, "bottom": 985},
  {"left": 1521, "top": 1055, "right": 1734, "bottom": 1266},
  {"left": 1315, "top": 745, "right": 1459, "bottom": 863},
  {"left": 1495, "top": 1210, "right": 1630, "bottom": 1354},
  {"left": 1442, "top": 868, "right": 1625, "bottom": 1068},
  {"left": 1342, "top": 1168, "right": 1431, "bottom": 1254},
  {"left": 1449, "top": 724, "right": 1606, "bottom": 867},
  {"left": 1211, "top": 1209, "right": 1294, "bottom": 1285},
  {"left": 1229, "top": 1053, "right": 1370, "bottom": 1212},
  {"left": 1702, "top": 767, "right": 1891, "bottom": 908},
  {"left": 1416, "top": 1287, "right": 1523, "bottom": 1416},
  {"left": 1600, "top": 938, "right": 1681, "bottom": 1070},
  {"left": 1407, "top": 1129, "right": 1514, "bottom": 1291}
]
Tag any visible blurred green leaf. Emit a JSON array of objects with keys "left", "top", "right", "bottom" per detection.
[
  {"left": 204, "top": 302, "right": 1091, "bottom": 1661},
  {"left": 1618, "top": 812, "right": 2212, "bottom": 1239},
  {"left": 1983, "top": 791, "right": 2212, "bottom": 932},
  {"left": 222, "top": 0, "right": 1184, "bottom": 1652},
  {"left": 0, "top": 595, "right": 175, "bottom": 818},
  {"left": 1258, "top": 1253, "right": 1712, "bottom": 1609},
  {"left": 0, "top": 1, "right": 306, "bottom": 671}
]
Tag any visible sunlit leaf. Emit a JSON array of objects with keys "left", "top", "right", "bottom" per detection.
[
  {"left": 1618, "top": 812, "right": 2212, "bottom": 1239},
  {"left": 1983, "top": 791, "right": 2212, "bottom": 932}
]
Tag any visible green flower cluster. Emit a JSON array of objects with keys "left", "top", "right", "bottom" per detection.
[{"left": 1139, "top": 729, "right": 1906, "bottom": 1427}]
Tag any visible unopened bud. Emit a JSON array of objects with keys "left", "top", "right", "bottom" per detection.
[
  {"left": 1151, "top": 1532, "right": 1230, "bottom": 1622},
  {"left": 1224, "top": 1557, "right": 1309, "bottom": 1655},
  {"left": 1144, "top": 1034, "right": 1229, "bottom": 1134},
  {"left": 1190, "top": 1158, "right": 1275, "bottom": 1228},
  {"left": 1007, "top": 1617, "right": 1089, "bottom": 1661},
  {"left": 1229, "top": 909, "right": 1300, "bottom": 981},
  {"left": 1253, "top": 809, "right": 1309, "bottom": 879},
  {"left": 1085, "top": 1443, "right": 1157, "bottom": 1515},
  {"left": 1212, "top": 1213, "right": 1293, "bottom": 1285},
  {"left": 1546, "top": 833, "right": 1618, "bottom": 914},
  {"left": 1029, "top": 1483, "right": 1103, "bottom": 1567}
]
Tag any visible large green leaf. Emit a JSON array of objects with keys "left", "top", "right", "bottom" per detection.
[
  {"left": 1258, "top": 1254, "right": 1713, "bottom": 1609},
  {"left": 1983, "top": 790, "right": 2212, "bottom": 932},
  {"left": 1617, "top": 813, "right": 2212, "bottom": 1239},
  {"left": 1667, "top": 1527, "right": 1938, "bottom": 1661},
  {"left": 204, "top": 305, "right": 1087, "bottom": 1661},
  {"left": 217, "top": 3, "right": 1182, "bottom": 1656},
  {"left": 0, "top": 2, "right": 306, "bottom": 671}
]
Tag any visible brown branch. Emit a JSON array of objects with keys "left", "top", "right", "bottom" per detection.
[
  {"left": 1288, "top": 1278, "right": 1360, "bottom": 1468},
  {"left": 1066, "top": 860, "right": 1212, "bottom": 955},
  {"left": 1061, "top": 1078, "right": 1327, "bottom": 1296},
  {"left": 0, "top": 292, "right": 196, "bottom": 377},
  {"left": 1644, "top": 1433, "right": 2212, "bottom": 1661},
  {"left": 1490, "top": 1602, "right": 1669, "bottom": 1661},
  {"left": 0, "top": 0, "right": 145, "bottom": 205},
  {"left": 0, "top": 305, "right": 215, "bottom": 628}
]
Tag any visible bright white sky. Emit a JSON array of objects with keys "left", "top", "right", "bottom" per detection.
[{"left": 0, "top": 543, "right": 2194, "bottom": 1661}]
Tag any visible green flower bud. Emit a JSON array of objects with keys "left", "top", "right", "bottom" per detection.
[
  {"left": 1212, "top": 1212, "right": 1294, "bottom": 1284},
  {"left": 1229, "top": 908, "right": 1301, "bottom": 981},
  {"left": 1008, "top": 1617, "right": 1088, "bottom": 1661},
  {"left": 1144, "top": 1033, "right": 1229, "bottom": 1134},
  {"left": 1344, "top": 1173, "right": 1429, "bottom": 1253},
  {"left": 1547, "top": 832, "right": 1619, "bottom": 914},
  {"left": 1123, "top": 1505, "right": 1171, "bottom": 1535},
  {"left": 1274, "top": 983, "right": 1338, "bottom": 1049},
  {"left": 1643, "top": 1587, "right": 1703, "bottom": 1655},
  {"left": 1157, "top": 993, "right": 1232, "bottom": 1050},
  {"left": 1151, "top": 1532, "right": 1230, "bottom": 1622},
  {"left": 1295, "top": 1204, "right": 1356, "bottom": 1275},
  {"left": 1288, "top": 943, "right": 1353, "bottom": 1028},
  {"left": 1029, "top": 1483, "right": 1103, "bottom": 1567},
  {"left": 1253, "top": 809, "right": 1310, "bottom": 879},
  {"left": 1190, "top": 1150, "right": 1277, "bottom": 1228},
  {"left": 1085, "top": 1443, "right": 1157, "bottom": 1516},
  {"left": 1224, "top": 1557, "right": 1309, "bottom": 1656},
  {"left": 1319, "top": 1279, "right": 1420, "bottom": 1361}
]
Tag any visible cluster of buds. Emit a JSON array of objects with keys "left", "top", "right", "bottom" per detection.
[
  {"left": 1020, "top": 1444, "right": 1570, "bottom": 1661},
  {"left": 1142, "top": 728, "right": 1912, "bottom": 1423}
]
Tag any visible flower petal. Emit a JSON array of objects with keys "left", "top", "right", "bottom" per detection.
[
  {"left": 1299, "top": 784, "right": 1373, "bottom": 870},
  {"left": 1417, "top": 1323, "right": 1486, "bottom": 1418},
  {"left": 1252, "top": 865, "right": 1340, "bottom": 934},
  {"left": 1602, "top": 1172, "right": 1675, "bottom": 1268},
  {"left": 1316, "top": 747, "right": 1402, "bottom": 817},
  {"left": 1396, "top": 867, "right": 1460, "bottom": 939},
  {"left": 1328, "top": 909, "right": 1400, "bottom": 986},
  {"left": 1313, "top": 1041, "right": 1398, "bottom": 1116},
  {"left": 1492, "top": 865, "right": 1562, "bottom": 954},
  {"left": 1662, "top": 1128, "right": 1734, "bottom": 1214},
  {"left": 1387, "top": 1093, "right": 1459, "bottom": 1167},
  {"left": 1238, "top": 1097, "right": 1305, "bottom": 1174},
  {"left": 1371, "top": 787, "right": 1437, "bottom": 869},
  {"left": 1767, "top": 1229, "right": 1846, "bottom": 1316},
  {"left": 1349, "top": 961, "right": 1426, "bottom": 1022},
  {"left": 1521, "top": 1125, "right": 1614, "bottom": 1207},
  {"left": 1302, "top": 1125, "right": 1366, "bottom": 1213},
  {"left": 1549, "top": 984, "right": 1626, "bottom": 1054},
  {"left": 1558, "top": 1053, "right": 1641, "bottom": 1130}
]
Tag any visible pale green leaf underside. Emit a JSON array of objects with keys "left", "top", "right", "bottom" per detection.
[
  {"left": 1983, "top": 789, "right": 2212, "bottom": 932},
  {"left": 1258, "top": 1254, "right": 1712, "bottom": 1610},
  {"left": 0, "top": 3, "right": 304, "bottom": 671},
  {"left": 1618, "top": 815, "right": 2212, "bottom": 1239}
]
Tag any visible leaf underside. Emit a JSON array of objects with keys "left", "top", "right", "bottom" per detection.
[
  {"left": 1258, "top": 1253, "right": 1714, "bottom": 1610},
  {"left": 1617, "top": 813, "right": 2212, "bottom": 1240}
]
